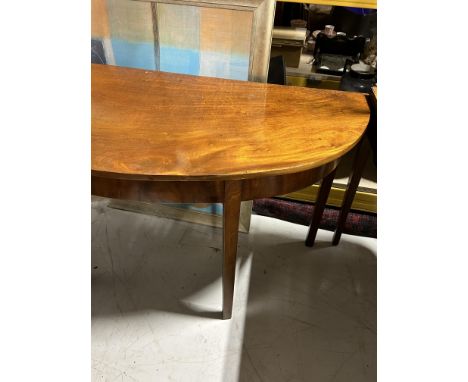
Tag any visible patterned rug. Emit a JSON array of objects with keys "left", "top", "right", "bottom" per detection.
[{"left": 252, "top": 198, "right": 377, "bottom": 239}]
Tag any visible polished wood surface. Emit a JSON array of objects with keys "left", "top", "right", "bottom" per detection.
[
  {"left": 332, "top": 138, "right": 371, "bottom": 245},
  {"left": 91, "top": 64, "right": 370, "bottom": 319},
  {"left": 91, "top": 159, "right": 338, "bottom": 204},
  {"left": 92, "top": 64, "right": 369, "bottom": 180},
  {"left": 222, "top": 181, "right": 242, "bottom": 319},
  {"left": 305, "top": 167, "right": 337, "bottom": 247}
]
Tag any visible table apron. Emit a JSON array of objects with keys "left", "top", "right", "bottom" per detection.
[{"left": 91, "top": 160, "right": 338, "bottom": 204}]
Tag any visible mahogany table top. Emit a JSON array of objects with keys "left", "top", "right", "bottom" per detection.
[{"left": 92, "top": 64, "right": 369, "bottom": 181}]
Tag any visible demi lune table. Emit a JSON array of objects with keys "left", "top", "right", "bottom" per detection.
[{"left": 91, "top": 63, "right": 370, "bottom": 319}]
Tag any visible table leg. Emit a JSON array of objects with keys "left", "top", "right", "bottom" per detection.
[
  {"left": 305, "top": 167, "right": 337, "bottom": 247},
  {"left": 332, "top": 137, "right": 370, "bottom": 245},
  {"left": 222, "top": 180, "right": 242, "bottom": 320}
]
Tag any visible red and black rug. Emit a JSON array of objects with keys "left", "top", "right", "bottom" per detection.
[{"left": 253, "top": 198, "right": 377, "bottom": 239}]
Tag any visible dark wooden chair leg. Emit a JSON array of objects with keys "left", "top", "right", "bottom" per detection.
[
  {"left": 332, "top": 138, "right": 371, "bottom": 245},
  {"left": 222, "top": 180, "right": 242, "bottom": 320},
  {"left": 305, "top": 167, "right": 337, "bottom": 247}
]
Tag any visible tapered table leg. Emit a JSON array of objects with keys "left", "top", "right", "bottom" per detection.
[
  {"left": 332, "top": 137, "right": 371, "bottom": 245},
  {"left": 222, "top": 180, "right": 242, "bottom": 320},
  {"left": 305, "top": 167, "right": 337, "bottom": 247}
]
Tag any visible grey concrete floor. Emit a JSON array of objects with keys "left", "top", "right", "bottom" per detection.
[{"left": 92, "top": 198, "right": 376, "bottom": 381}]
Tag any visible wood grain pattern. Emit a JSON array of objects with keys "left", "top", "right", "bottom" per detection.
[
  {"left": 92, "top": 64, "right": 369, "bottom": 180},
  {"left": 222, "top": 180, "right": 241, "bottom": 319},
  {"left": 91, "top": 161, "right": 338, "bottom": 204}
]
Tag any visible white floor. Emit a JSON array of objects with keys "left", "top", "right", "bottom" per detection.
[{"left": 92, "top": 199, "right": 376, "bottom": 382}]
